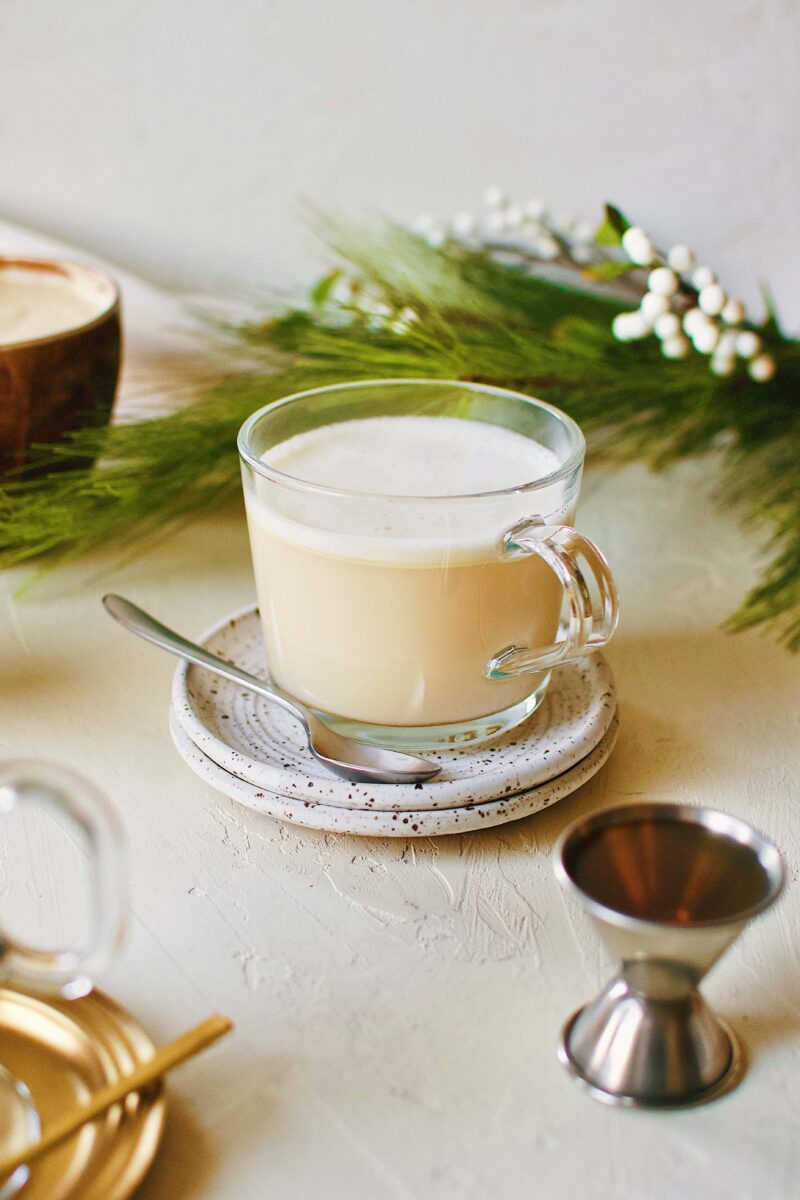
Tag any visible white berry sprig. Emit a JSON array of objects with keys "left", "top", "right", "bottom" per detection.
[
  {"left": 407, "top": 195, "right": 779, "bottom": 383},
  {"left": 307, "top": 270, "right": 423, "bottom": 335},
  {"left": 316, "top": 183, "right": 600, "bottom": 336},
  {"left": 333, "top": 188, "right": 612, "bottom": 336},
  {"left": 412, "top": 186, "right": 604, "bottom": 272},
  {"left": 609, "top": 218, "right": 776, "bottom": 383}
]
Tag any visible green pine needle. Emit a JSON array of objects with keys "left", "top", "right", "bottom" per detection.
[{"left": 2, "top": 221, "right": 799, "bottom": 649}]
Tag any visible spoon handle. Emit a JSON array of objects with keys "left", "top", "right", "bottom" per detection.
[{"left": 102, "top": 595, "right": 307, "bottom": 726}]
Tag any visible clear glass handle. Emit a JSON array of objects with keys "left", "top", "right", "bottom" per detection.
[
  {"left": 487, "top": 517, "right": 619, "bottom": 679},
  {"left": 0, "top": 762, "right": 126, "bottom": 999}
]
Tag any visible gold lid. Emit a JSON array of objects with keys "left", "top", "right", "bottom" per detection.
[{"left": 0, "top": 987, "right": 165, "bottom": 1198}]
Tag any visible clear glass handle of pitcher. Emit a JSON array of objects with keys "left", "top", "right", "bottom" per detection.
[
  {"left": 0, "top": 762, "right": 126, "bottom": 1000},
  {"left": 487, "top": 517, "right": 619, "bottom": 679}
]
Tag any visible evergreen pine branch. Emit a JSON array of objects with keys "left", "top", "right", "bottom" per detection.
[{"left": 1, "top": 221, "right": 798, "bottom": 650}]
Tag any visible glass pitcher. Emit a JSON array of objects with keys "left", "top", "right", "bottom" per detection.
[{"left": 0, "top": 762, "right": 125, "bottom": 1196}]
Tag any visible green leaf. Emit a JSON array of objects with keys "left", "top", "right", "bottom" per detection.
[
  {"left": 759, "top": 282, "right": 783, "bottom": 339},
  {"left": 582, "top": 259, "right": 638, "bottom": 282},
  {"left": 309, "top": 269, "right": 341, "bottom": 308},
  {"left": 594, "top": 203, "right": 631, "bottom": 247}
]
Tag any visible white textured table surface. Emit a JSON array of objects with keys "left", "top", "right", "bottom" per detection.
[{"left": 1, "top": 222, "right": 799, "bottom": 1200}]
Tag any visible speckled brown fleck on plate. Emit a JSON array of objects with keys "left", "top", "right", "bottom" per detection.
[
  {"left": 171, "top": 706, "right": 619, "bottom": 837},
  {"left": 0, "top": 988, "right": 165, "bottom": 1199},
  {"left": 172, "top": 605, "right": 617, "bottom": 813}
]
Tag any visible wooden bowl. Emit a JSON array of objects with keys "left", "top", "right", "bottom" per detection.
[{"left": 0, "top": 257, "right": 121, "bottom": 474}]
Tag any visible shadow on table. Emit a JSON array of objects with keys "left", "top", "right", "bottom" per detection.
[
  {"left": 0, "top": 656, "right": 89, "bottom": 707},
  {"left": 609, "top": 627, "right": 797, "bottom": 707},
  {"left": 133, "top": 1092, "right": 214, "bottom": 1200},
  {"left": 436, "top": 621, "right": 800, "bottom": 863},
  {"left": 724, "top": 990, "right": 800, "bottom": 1063},
  {"left": 427, "top": 696, "right": 683, "bottom": 866},
  {"left": 131, "top": 1046, "right": 284, "bottom": 1200}
]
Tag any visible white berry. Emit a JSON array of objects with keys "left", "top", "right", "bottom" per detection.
[
  {"left": 571, "top": 243, "right": 593, "bottom": 264},
  {"left": 648, "top": 267, "right": 679, "bottom": 296},
  {"left": 662, "top": 335, "right": 690, "bottom": 359},
  {"left": 524, "top": 198, "right": 546, "bottom": 220},
  {"left": 721, "top": 298, "right": 745, "bottom": 325},
  {"left": 412, "top": 213, "right": 435, "bottom": 235},
  {"left": 358, "top": 291, "right": 388, "bottom": 316},
  {"left": 484, "top": 186, "right": 507, "bottom": 209},
  {"left": 736, "top": 331, "right": 762, "bottom": 359},
  {"left": 692, "top": 266, "right": 717, "bottom": 290},
  {"left": 683, "top": 307, "right": 710, "bottom": 337},
  {"left": 627, "top": 313, "right": 650, "bottom": 339},
  {"left": 612, "top": 312, "right": 649, "bottom": 341},
  {"left": 451, "top": 211, "right": 476, "bottom": 238},
  {"left": 667, "top": 245, "right": 695, "bottom": 274},
  {"left": 693, "top": 323, "right": 721, "bottom": 354},
  {"left": 551, "top": 212, "right": 573, "bottom": 234},
  {"left": 571, "top": 219, "right": 595, "bottom": 244},
  {"left": 504, "top": 203, "right": 524, "bottom": 229},
  {"left": 532, "top": 233, "right": 560, "bottom": 260},
  {"left": 484, "top": 210, "right": 507, "bottom": 236},
  {"left": 710, "top": 353, "right": 736, "bottom": 377},
  {"left": 699, "top": 284, "right": 727, "bottom": 316},
  {"left": 641, "top": 291, "right": 670, "bottom": 322},
  {"left": 748, "top": 353, "right": 776, "bottom": 382},
  {"left": 398, "top": 306, "right": 418, "bottom": 324},
  {"left": 622, "top": 227, "right": 656, "bottom": 266},
  {"left": 331, "top": 277, "right": 353, "bottom": 305},
  {"left": 611, "top": 314, "right": 632, "bottom": 341},
  {"left": 654, "top": 312, "right": 681, "bottom": 340},
  {"left": 425, "top": 224, "right": 446, "bottom": 248},
  {"left": 716, "top": 330, "right": 738, "bottom": 358}
]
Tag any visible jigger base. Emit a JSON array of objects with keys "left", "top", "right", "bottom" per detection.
[{"left": 558, "top": 1008, "right": 745, "bottom": 1109}]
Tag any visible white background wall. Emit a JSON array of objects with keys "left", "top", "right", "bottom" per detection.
[{"left": 2, "top": 0, "right": 799, "bottom": 324}]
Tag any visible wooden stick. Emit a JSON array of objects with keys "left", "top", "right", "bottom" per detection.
[{"left": 0, "top": 1013, "right": 233, "bottom": 1180}]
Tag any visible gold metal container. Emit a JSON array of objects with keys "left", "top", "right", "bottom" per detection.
[{"left": 0, "top": 988, "right": 165, "bottom": 1198}]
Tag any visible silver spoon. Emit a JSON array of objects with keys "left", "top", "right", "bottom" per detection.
[{"left": 102, "top": 594, "right": 441, "bottom": 786}]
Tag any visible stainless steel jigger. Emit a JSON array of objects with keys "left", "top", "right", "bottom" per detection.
[{"left": 554, "top": 803, "right": 785, "bottom": 1108}]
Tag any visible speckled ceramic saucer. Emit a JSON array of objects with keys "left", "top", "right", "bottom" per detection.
[
  {"left": 170, "top": 707, "right": 619, "bottom": 837},
  {"left": 172, "top": 606, "right": 617, "bottom": 814}
]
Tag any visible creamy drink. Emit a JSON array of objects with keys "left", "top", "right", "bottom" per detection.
[
  {"left": 0, "top": 265, "right": 112, "bottom": 344},
  {"left": 243, "top": 415, "right": 572, "bottom": 729}
]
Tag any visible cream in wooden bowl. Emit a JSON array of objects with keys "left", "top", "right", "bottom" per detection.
[{"left": 0, "top": 257, "right": 121, "bottom": 473}]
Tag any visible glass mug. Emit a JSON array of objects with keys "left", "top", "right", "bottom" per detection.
[
  {"left": 0, "top": 762, "right": 125, "bottom": 1197},
  {"left": 238, "top": 379, "right": 619, "bottom": 750}
]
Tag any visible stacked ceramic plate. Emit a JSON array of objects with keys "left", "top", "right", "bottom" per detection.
[{"left": 170, "top": 606, "right": 619, "bottom": 837}]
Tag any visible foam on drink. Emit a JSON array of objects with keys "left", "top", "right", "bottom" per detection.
[
  {"left": 265, "top": 415, "right": 560, "bottom": 496},
  {"left": 254, "top": 416, "right": 567, "bottom": 564}
]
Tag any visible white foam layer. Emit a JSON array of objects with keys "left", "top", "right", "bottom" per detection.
[
  {"left": 247, "top": 415, "right": 575, "bottom": 564},
  {"left": 264, "top": 416, "right": 561, "bottom": 496},
  {"left": 0, "top": 267, "right": 111, "bottom": 345}
]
